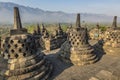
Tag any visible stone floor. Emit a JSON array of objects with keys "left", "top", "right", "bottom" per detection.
[
  {"left": 44, "top": 40, "right": 120, "bottom": 80},
  {"left": 45, "top": 51, "right": 120, "bottom": 80}
]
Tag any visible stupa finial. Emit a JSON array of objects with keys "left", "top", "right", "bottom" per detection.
[
  {"left": 14, "top": 7, "right": 22, "bottom": 29},
  {"left": 76, "top": 13, "right": 81, "bottom": 28},
  {"left": 112, "top": 16, "right": 117, "bottom": 29}
]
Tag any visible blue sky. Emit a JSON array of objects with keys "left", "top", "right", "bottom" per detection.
[{"left": 0, "top": 0, "right": 120, "bottom": 16}]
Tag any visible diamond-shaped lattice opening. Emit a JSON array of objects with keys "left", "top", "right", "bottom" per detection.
[
  {"left": 2, "top": 54, "right": 5, "bottom": 57},
  {"left": 71, "top": 38, "right": 73, "bottom": 41},
  {"left": 23, "top": 53, "right": 26, "bottom": 57},
  {"left": 14, "top": 44, "right": 18, "bottom": 48},
  {"left": 11, "top": 49, "right": 15, "bottom": 53},
  {"left": 8, "top": 54, "right": 10, "bottom": 58},
  {"left": 79, "top": 34, "right": 81, "bottom": 36},
  {"left": 69, "top": 41, "right": 71, "bottom": 44},
  {"left": 73, "top": 36, "right": 75, "bottom": 39},
  {"left": 5, "top": 49, "right": 8, "bottom": 53},
  {"left": 79, "top": 39, "right": 81, "bottom": 42},
  {"left": 22, "top": 44, "right": 25, "bottom": 47},
  {"left": 18, "top": 40, "right": 21, "bottom": 43},
  {"left": 15, "top": 54, "right": 19, "bottom": 58},
  {"left": 77, "top": 36, "right": 79, "bottom": 39},
  {"left": 75, "top": 34, "right": 78, "bottom": 36},
  {"left": 10, "top": 40, "right": 14, "bottom": 44},
  {"left": 26, "top": 47, "right": 28, "bottom": 51},
  {"left": 118, "top": 36, "right": 120, "bottom": 39},
  {"left": 74, "top": 39, "right": 77, "bottom": 42},
  {"left": 8, "top": 44, "right": 11, "bottom": 48},
  {"left": 5, "top": 40, "right": 8, "bottom": 43},
  {"left": 3, "top": 44, "right": 5, "bottom": 48},
  {"left": 72, "top": 42, "right": 74, "bottom": 45},
  {"left": 71, "top": 33, "right": 74, "bottom": 36},
  {"left": 68, "top": 33, "right": 70, "bottom": 36},
  {"left": 77, "top": 42, "right": 79, "bottom": 45},
  {"left": 19, "top": 48, "right": 22, "bottom": 53}
]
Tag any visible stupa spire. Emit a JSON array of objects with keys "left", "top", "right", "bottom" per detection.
[
  {"left": 41, "top": 23, "right": 45, "bottom": 30},
  {"left": 59, "top": 23, "right": 61, "bottom": 27},
  {"left": 10, "top": 7, "right": 27, "bottom": 35},
  {"left": 37, "top": 24, "right": 41, "bottom": 34},
  {"left": 14, "top": 7, "right": 22, "bottom": 29},
  {"left": 76, "top": 13, "right": 81, "bottom": 28},
  {"left": 112, "top": 16, "right": 117, "bottom": 29}
]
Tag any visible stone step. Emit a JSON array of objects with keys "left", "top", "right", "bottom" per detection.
[{"left": 42, "top": 63, "right": 53, "bottom": 80}]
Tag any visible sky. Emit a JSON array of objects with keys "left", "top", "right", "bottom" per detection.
[{"left": 0, "top": 0, "right": 120, "bottom": 16}]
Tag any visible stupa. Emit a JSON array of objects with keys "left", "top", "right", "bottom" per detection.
[
  {"left": 103, "top": 16, "right": 120, "bottom": 54},
  {"left": 57, "top": 24, "right": 64, "bottom": 36},
  {"left": 89, "top": 23, "right": 104, "bottom": 40},
  {"left": 59, "top": 13, "right": 98, "bottom": 66},
  {"left": 33, "top": 24, "right": 41, "bottom": 35},
  {"left": 0, "top": 7, "right": 53, "bottom": 80},
  {"left": 36, "top": 24, "right": 41, "bottom": 35},
  {"left": 41, "top": 24, "right": 49, "bottom": 39}
]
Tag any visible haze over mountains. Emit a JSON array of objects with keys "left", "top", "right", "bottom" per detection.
[{"left": 0, "top": 2, "right": 120, "bottom": 24}]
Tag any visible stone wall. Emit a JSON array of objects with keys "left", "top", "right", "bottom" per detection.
[{"left": 44, "top": 36, "right": 67, "bottom": 51}]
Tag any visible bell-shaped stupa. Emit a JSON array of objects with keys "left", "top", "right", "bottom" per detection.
[
  {"left": 59, "top": 13, "right": 98, "bottom": 66},
  {"left": 0, "top": 7, "right": 53, "bottom": 80},
  {"left": 103, "top": 16, "right": 120, "bottom": 54}
]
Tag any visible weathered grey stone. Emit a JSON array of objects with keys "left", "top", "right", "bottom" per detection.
[
  {"left": 40, "top": 23, "right": 67, "bottom": 51},
  {"left": 0, "top": 7, "right": 53, "bottom": 80},
  {"left": 59, "top": 13, "right": 98, "bottom": 66},
  {"left": 103, "top": 16, "right": 120, "bottom": 55}
]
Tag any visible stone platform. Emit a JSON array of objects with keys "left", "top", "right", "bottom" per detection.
[
  {"left": 46, "top": 53, "right": 120, "bottom": 80},
  {"left": 45, "top": 40, "right": 120, "bottom": 80},
  {"left": 1, "top": 40, "right": 120, "bottom": 80}
]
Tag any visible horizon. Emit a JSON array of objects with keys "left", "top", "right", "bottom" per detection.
[{"left": 0, "top": 0, "right": 120, "bottom": 16}]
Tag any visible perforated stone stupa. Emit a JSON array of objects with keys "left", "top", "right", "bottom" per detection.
[
  {"left": 0, "top": 7, "right": 53, "bottom": 80},
  {"left": 33, "top": 24, "right": 42, "bottom": 36},
  {"left": 41, "top": 24, "right": 49, "bottom": 39},
  {"left": 59, "top": 13, "right": 98, "bottom": 66},
  {"left": 103, "top": 16, "right": 120, "bottom": 54},
  {"left": 89, "top": 24, "right": 104, "bottom": 40}
]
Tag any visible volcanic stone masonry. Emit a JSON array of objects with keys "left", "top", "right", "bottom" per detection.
[
  {"left": 103, "top": 16, "right": 120, "bottom": 55},
  {"left": 0, "top": 7, "right": 53, "bottom": 80},
  {"left": 59, "top": 13, "right": 99, "bottom": 66},
  {"left": 36, "top": 24, "right": 41, "bottom": 35},
  {"left": 41, "top": 24, "right": 49, "bottom": 39},
  {"left": 35, "top": 23, "right": 67, "bottom": 51},
  {"left": 43, "top": 24, "right": 67, "bottom": 51},
  {"left": 33, "top": 24, "right": 43, "bottom": 50},
  {"left": 89, "top": 24, "right": 99, "bottom": 40}
]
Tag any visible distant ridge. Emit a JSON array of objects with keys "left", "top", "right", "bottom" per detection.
[{"left": 0, "top": 2, "right": 120, "bottom": 24}]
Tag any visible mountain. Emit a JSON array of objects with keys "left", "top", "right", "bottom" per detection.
[{"left": 0, "top": 2, "right": 119, "bottom": 24}]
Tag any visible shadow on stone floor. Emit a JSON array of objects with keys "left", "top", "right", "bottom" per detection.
[
  {"left": 0, "top": 56, "right": 7, "bottom": 80},
  {"left": 93, "top": 39, "right": 106, "bottom": 62},
  {"left": 45, "top": 52, "right": 73, "bottom": 80},
  {"left": 45, "top": 39, "right": 107, "bottom": 80}
]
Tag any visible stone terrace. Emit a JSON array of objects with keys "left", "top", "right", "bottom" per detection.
[
  {"left": 45, "top": 40, "right": 120, "bottom": 80},
  {"left": 1, "top": 40, "right": 120, "bottom": 80}
]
